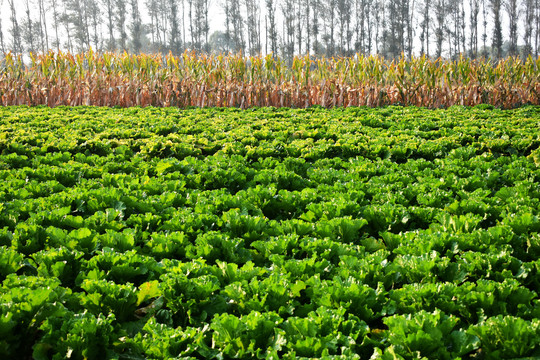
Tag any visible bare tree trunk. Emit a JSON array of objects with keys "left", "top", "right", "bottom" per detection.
[
  {"left": 325, "top": 0, "right": 336, "bottom": 56},
  {"left": 434, "top": 0, "right": 446, "bottom": 58},
  {"left": 169, "top": 0, "right": 181, "bottom": 54},
  {"left": 0, "top": 1, "right": 5, "bottom": 54},
  {"left": 336, "top": 0, "right": 352, "bottom": 55},
  {"left": 522, "top": 0, "right": 533, "bottom": 57},
  {"left": 481, "top": 0, "right": 487, "bottom": 56},
  {"left": 305, "top": 0, "right": 310, "bottom": 53},
  {"left": 281, "top": 0, "right": 295, "bottom": 61},
  {"left": 61, "top": 1, "right": 73, "bottom": 53},
  {"left": 188, "top": 0, "right": 194, "bottom": 48},
  {"left": 244, "top": 0, "right": 261, "bottom": 55},
  {"left": 505, "top": 0, "right": 518, "bottom": 56},
  {"left": 116, "top": 0, "right": 128, "bottom": 51},
  {"left": 49, "top": 0, "right": 61, "bottom": 51},
  {"left": 24, "top": 0, "right": 36, "bottom": 53},
  {"left": 408, "top": 0, "right": 415, "bottom": 57},
  {"left": 374, "top": 0, "right": 383, "bottom": 54},
  {"left": 82, "top": 0, "right": 92, "bottom": 51},
  {"left": 104, "top": 0, "right": 116, "bottom": 50},
  {"left": 534, "top": 0, "right": 540, "bottom": 58},
  {"left": 469, "top": 0, "right": 479, "bottom": 58},
  {"left": 89, "top": 1, "right": 100, "bottom": 51},
  {"left": 130, "top": 0, "right": 142, "bottom": 53},
  {"left": 296, "top": 0, "right": 303, "bottom": 54},
  {"left": 311, "top": 0, "right": 320, "bottom": 54},
  {"left": 7, "top": 0, "right": 23, "bottom": 53},
  {"left": 38, "top": 0, "right": 49, "bottom": 51},
  {"left": 490, "top": 0, "right": 503, "bottom": 59}
]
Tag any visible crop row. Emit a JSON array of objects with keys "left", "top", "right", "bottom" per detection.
[
  {"left": 1, "top": 52, "right": 539, "bottom": 108},
  {"left": 1, "top": 105, "right": 540, "bottom": 359}
]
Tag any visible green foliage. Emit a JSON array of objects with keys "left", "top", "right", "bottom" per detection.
[
  {"left": 468, "top": 316, "right": 540, "bottom": 359},
  {"left": 0, "top": 105, "right": 539, "bottom": 358},
  {"left": 383, "top": 310, "right": 479, "bottom": 359}
]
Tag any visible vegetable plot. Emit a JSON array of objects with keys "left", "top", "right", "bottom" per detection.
[{"left": 1, "top": 105, "right": 540, "bottom": 359}]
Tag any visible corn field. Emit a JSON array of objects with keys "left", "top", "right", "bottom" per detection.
[{"left": 0, "top": 51, "right": 539, "bottom": 108}]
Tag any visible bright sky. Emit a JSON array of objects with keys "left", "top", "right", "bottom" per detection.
[
  {"left": 0, "top": 0, "right": 522, "bottom": 56},
  {"left": 0, "top": 0, "right": 227, "bottom": 42}
]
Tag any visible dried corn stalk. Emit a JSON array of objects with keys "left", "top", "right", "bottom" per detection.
[{"left": 0, "top": 51, "right": 538, "bottom": 108}]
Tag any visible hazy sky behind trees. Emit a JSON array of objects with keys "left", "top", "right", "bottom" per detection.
[{"left": 0, "top": 0, "right": 537, "bottom": 60}]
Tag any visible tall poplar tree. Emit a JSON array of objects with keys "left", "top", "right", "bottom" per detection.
[
  {"left": 490, "top": 0, "right": 503, "bottom": 59},
  {"left": 245, "top": 0, "right": 261, "bottom": 55},
  {"left": 505, "top": 0, "right": 518, "bottom": 56},
  {"left": 102, "top": 0, "right": 116, "bottom": 50},
  {"left": 168, "top": 0, "right": 182, "bottom": 53},
  {"left": 469, "top": 0, "right": 480, "bottom": 58},
  {"left": 116, "top": 0, "right": 128, "bottom": 51},
  {"left": 130, "top": 0, "right": 142, "bottom": 52},
  {"left": 38, "top": 0, "right": 49, "bottom": 51},
  {"left": 265, "top": 0, "right": 278, "bottom": 54},
  {"left": 419, "top": 0, "right": 431, "bottom": 56},
  {"left": 48, "top": 0, "right": 61, "bottom": 51},
  {"left": 281, "top": 0, "right": 295, "bottom": 60},
  {"left": 7, "top": 0, "right": 23, "bottom": 53},
  {"left": 22, "top": 0, "right": 39, "bottom": 53},
  {"left": 433, "top": 0, "right": 447, "bottom": 57},
  {"left": 336, "top": 0, "right": 352, "bottom": 55},
  {"left": 0, "top": 0, "right": 5, "bottom": 54}
]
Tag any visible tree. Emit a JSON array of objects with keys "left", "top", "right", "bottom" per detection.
[
  {"left": 419, "top": 0, "right": 431, "bottom": 56},
  {"left": 534, "top": 0, "right": 540, "bottom": 57},
  {"left": 295, "top": 0, "right": 303, "bottom": 54},
  {"left": 490, "top": 0, "right": 503, "bottom": 59},
  {"left": 37, "top": 0, "right": 49, "bottom": 51},
  {"left": 62, "top": 0, "right": 92, "bottom": 52},
  {"left": 355, "top": 0, "right": 374, "bottom": 54},
  {"left": 477, "top": 0, "right": 488, "bottom": 56},
  {"left": 321, "top": 0, "right": 337, "bottom": 56},
  {"left": 522, "top": 0, "right": 534, "bottom": 57},
  {"left": 58, "top": 0, "right": 73, "bottom": 52},
  {"left": 116, "top": 0, "right": 128, "bottom": 51},
  {"left": 505, "top": 0, "right": 518, "bottom": 56},
  {"left": 168, "top": 0, "right": 182, "bottom": 54},
  {"left": 188, "top": 0, "right": 209, "bottom": 51},
  {"left": 0, "top": 0, "right": 5, "bottom": 54},
  {"left": 310, "top": 0, "right": 322, "bottom": 54},
  {"left": 199, "top": 0, "right": 211, "bottom": 51},
  {"left": 265, "top": 0, "right": 278, "bottom": 54},
  {"left": 49, "top": 0, "right": 61, "bottom": 51},
  {"left": 22, "top": 0, "right": 38, "bottom": 53},
  {"left": 102, "top": 0, "right": 116, "bottom": 50},
  {"left": 130, "top": 0, "right": 143, "bottom": 52},
  {"left": 404, "top": 0, "right": 415, "bottom": 58},
  {"left": 224, "top": 0, "right": 245, "bottom": 52},
  {"left": 382, "top": 0, "right": 404, "bottom": 58},
  {"left": 281, "top": 0, "right": 295, "bottom": 60},
  {"left": 7, "top": 0, "right": 23, "bottom": 53},
  {"left": 304, "top": 0, "right": 311, "bottom": 54},
  {"left": 433, "top": 0, "right": 447, "bottom": 57},
  {"left": 372, "top": 0, "right": 384, "bottom": 54},
  {"left": 448, "top": 0, "right": 466, "bottom": 58},
  {"left": 336, "top": 0, "right": 353, "bottom": 55},
  {"left": 469, "top": 0, "right": 480, "bottom": 58},
  {"left": 158, "top": 0, "right": 169, "bottom": 49},
  {"left": 245, "top": 0, "right": 261, "bottom": 55},
  {"left": 208, "top": 30, "right": 233, "bottom": 53},
  {"left": 88, "top": 0, "right": 101, "bottom": 50}
]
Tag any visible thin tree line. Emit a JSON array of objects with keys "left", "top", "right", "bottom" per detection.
[{"left": 0, "top": 0, "right": 538, "bottom": 61}]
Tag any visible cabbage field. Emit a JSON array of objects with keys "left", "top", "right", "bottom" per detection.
[{"left": 1, "top": 105, "right": 540, "bottom": 359}]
